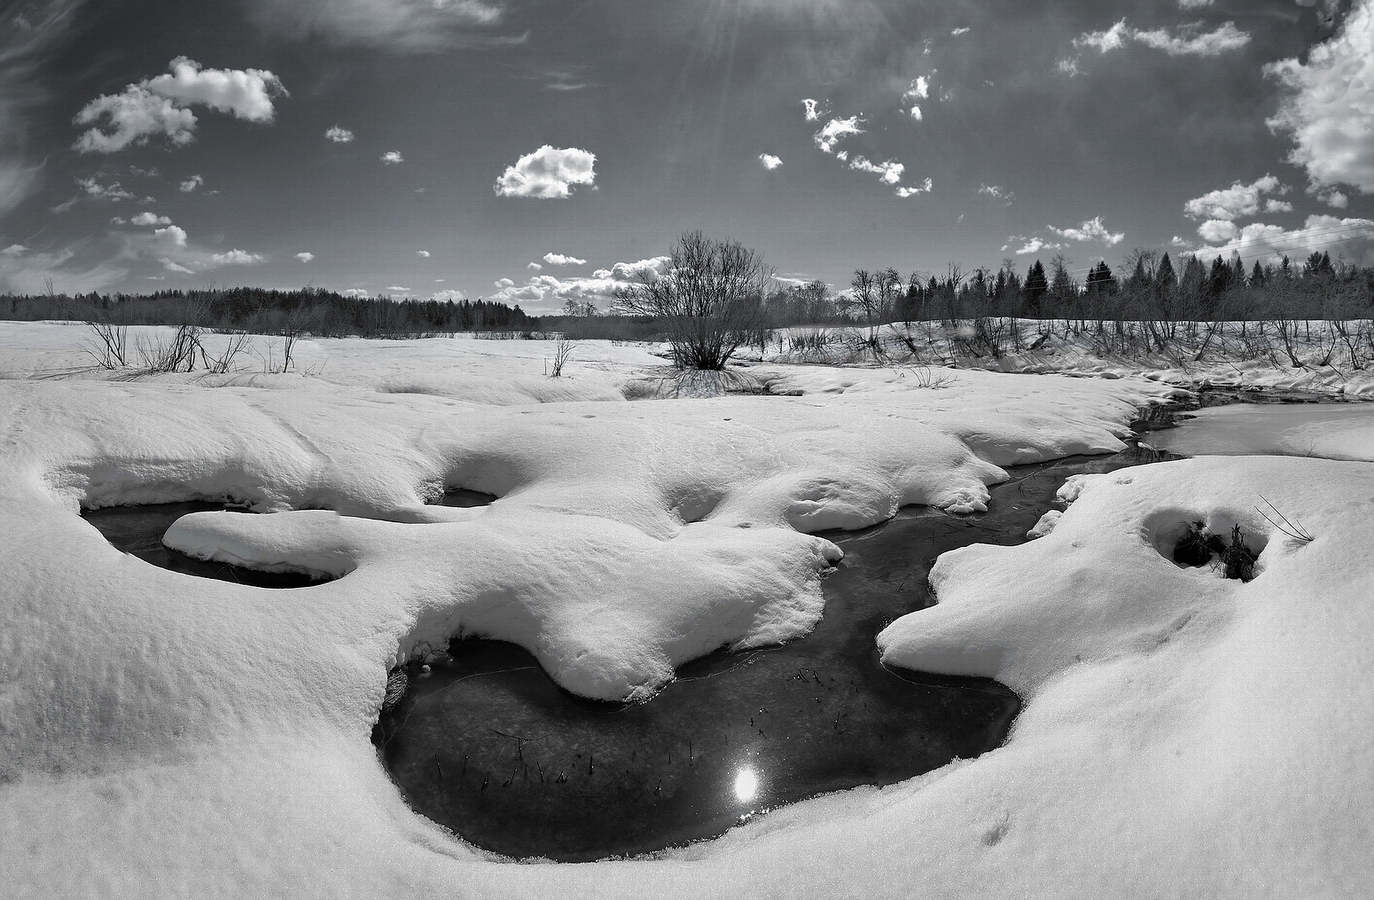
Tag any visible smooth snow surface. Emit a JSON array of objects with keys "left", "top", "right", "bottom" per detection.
[
  {"left": 1148, "top": 401, "right": 1374, "bottom": 460},
  {"left": 2, "top": 322, "right": 1370, "bottom": 898}
]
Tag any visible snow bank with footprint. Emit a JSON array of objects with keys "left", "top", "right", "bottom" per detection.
[{"left": 2, "top": 325, "right": 1370, "bottom": 898}]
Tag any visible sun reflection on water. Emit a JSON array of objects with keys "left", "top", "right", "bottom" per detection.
[{"left": 733, "top": 768, "right": 759, "bottom": 802}]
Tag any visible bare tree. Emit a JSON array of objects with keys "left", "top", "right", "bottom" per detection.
[{"left": 614, "top": 231, "right": 772, "bottom": 370}]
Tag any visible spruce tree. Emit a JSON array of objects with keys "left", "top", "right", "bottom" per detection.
[{"left": 1023, "top": 260, "right": 1048, "bottom": 315}]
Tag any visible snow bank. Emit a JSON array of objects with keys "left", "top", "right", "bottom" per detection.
[{"left": 6, "top": 326, "right": 1367, "bottom": 897}]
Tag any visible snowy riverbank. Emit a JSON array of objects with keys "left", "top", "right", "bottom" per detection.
[{"left": 2, "top": 321, "right": 1370, "bottom": 898}]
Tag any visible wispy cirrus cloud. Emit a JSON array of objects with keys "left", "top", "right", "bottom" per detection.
[
  {"left": 1074, "top": 19, "right": 1250, "bottom": 57},
  {"left": 248, "top": 0, "right": 518, "bottom": 51},
  {"left": 0, "top": 0, "right": 80, "bottom": 216}
]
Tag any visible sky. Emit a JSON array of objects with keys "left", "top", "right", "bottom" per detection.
[{"left": 1, "top": 0, "right": 1372, "bottom": 314}]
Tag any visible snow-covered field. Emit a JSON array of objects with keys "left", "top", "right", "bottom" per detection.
[{"left": 2, "top": 320, "right": 1372, "bottom": 898}]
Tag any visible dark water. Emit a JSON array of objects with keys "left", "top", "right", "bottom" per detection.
[
  {"left": 76, "top": 462, "right": 1165, "bottom": 862},
  {"left": 80, "top": 501, "right": 328, "bottom": 589},
  {"left": 374, "top": 447, "right": 1166, "bottom": 862},
  {"left": 79, "top": 489, "right": 496, "bottom": 589}
]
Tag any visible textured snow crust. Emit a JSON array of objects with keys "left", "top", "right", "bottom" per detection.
[{"left": 4, "top": 325, "right": 1369, "bottom": 898}]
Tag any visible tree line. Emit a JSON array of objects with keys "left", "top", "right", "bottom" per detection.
[{"left": 0, "top": 286, "right": 534, "bottom": 338}]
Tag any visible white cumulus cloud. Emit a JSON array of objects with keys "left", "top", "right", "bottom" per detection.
[
  {"left": 381, "top": 150, "right": 403, "bottom": 164},
  {"left": 155, "top": 225, "right": 188, "bottom": 247},
  {"left": 416, "top": 250, "right": 430, "bottom": 257},
  {"left": 296, "top": 252, "right": 314, "bottom": 262},
  {"left": 895, "top": 178, "right": 933, "bottom": 198},
  {"left": 814, "top": 115, "right": 863, "bottom": 154},
  {"left": 1191, "top": 214, "right": 1374, "bottom": 264},
  {"left": 209, "top": 249, "right": 264, "bottom": 266},
  {"left": 543, "top": 252, "right": 586, "bottom": 266},
  {"left": 325, "top": 125, "right": 354, "bottom": 142},
  {"left": 493, "top": 145, "right": 596, "bottom": 199},
  {"left": 848, "top": 155, "right": 904, "bottom": 185},
  {"left": 179, "top": 174, "right": 203, "bottom": 192},
  {"left": 1266, "top": 0, "right": 1374, "bottom": 193},
  {"left": 1049, "top": 216, "right": 1125, "bottom": 245},
  {"left": 73, "top": 57, "right": 286, "bottom": 153},
  {"left": 759, "top": 153, "right": 783, "bottom": 170},
  {"left": 1184, "top": 175, "right": 1289, "bottom": 220},
  {"left": 76, "top": 176, "right": 135, "bottom": 201},
  {"left": 1197, "top": 219, "right": 1241, "bottom": 243},
  {"left": 527, "top": 262, "right": 542, "bottom": 271},
  {"left": 802, "top": 98, "right": 823, "bottom": 122},
  {"left": 131, "top": 211, "right": 171, "bottom": 226}
]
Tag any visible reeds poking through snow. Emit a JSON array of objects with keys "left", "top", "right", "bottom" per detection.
[{"left": 1255, "top": 495, "right": 1315, "bottom": 544}]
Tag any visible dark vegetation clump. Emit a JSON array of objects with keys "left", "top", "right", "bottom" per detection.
[
  {"left": 1173, "top": 522, "right": 1226, "bottom": 568},
  {"left": 1220, "top": 524, "right": 1257, "bottom": 582},
  {"left": 1172, "top": 521, "right": 1257, "bottom": 582}
]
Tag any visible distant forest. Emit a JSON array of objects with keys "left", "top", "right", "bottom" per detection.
[
  {"left": 0, "top": 286, "right": 534, "bottom": 338},
  {"left": 4, "top": 250, "right": 1374, "bottom": 344}
]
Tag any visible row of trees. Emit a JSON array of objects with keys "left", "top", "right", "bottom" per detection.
[
  {"left": 606, "top": 232, "right": 1374, "bottom": 369},
  {"left": 1, "top": 286, "right": 534, "bottom": 338}
]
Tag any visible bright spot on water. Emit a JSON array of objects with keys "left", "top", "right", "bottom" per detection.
[{"left": 734, "top": 768, "right": 758, "bottom": 802}]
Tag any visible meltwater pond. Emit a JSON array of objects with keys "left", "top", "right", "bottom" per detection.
[{"left": 374, "top": 448, "right": 1166, "bottom": 862}]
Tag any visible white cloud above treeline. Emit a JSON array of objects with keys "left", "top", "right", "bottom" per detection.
[
  {"left": 1266, "top": 0, "right": 1374, "bottom": 193},
  {"left": 487, "top": 255, "right": 669, "bottom": 310},
  {"left": 325, "top": 125, "right": 354, "bottom": 142},
  {"left": 1049, "top": 216, "right": 1125, "bottom": 245},
  {"left": 542, "top": 253, "right": 585, "bottom": 266},
  {"left": 1191, "top": 214, "right": 1374, "bottom": 264},
  {"left": 493, "top": 145, "right": 596, "bottom": 199},
  {"left": 1075, "top": 19, "right": 1249, "bottom": 57},
  {"left": 73, "top": 57, "right": 287, "bottom": 153},
  {"left": 1184, "top": 175, "right": 1290, "bottom": 220}
]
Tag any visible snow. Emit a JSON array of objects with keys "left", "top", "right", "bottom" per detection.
[
  {"left": 1150, "top": 401, "right": 1374, "bottom": 460},
  {"left": 1, "top": 319, "right": 1371, "bottom": 897}
]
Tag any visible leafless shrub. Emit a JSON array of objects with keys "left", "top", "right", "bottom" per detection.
[
  {"left": 549, "top": 339, "right": 574, "bottom": 377},
  {"left": 134, "top": 324, "right": 203, "bottom": 373},
  {"left": 83, "top": 322, "right": 128, "bottom": 369}
]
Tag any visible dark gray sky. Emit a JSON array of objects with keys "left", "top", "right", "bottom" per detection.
[{"left": 1, "top": 0, "right": 1371, "bottom": 312}]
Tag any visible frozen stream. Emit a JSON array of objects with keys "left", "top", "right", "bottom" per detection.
[
  {"left": 80, "top": 449, "right": 1168, "bottom": 863},
  {"left": 373, "top": 448, "right": 1166, "bottom": 861},
  {"left": 1148, "top": 400, "right": 1374, "bottom": 460}
]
